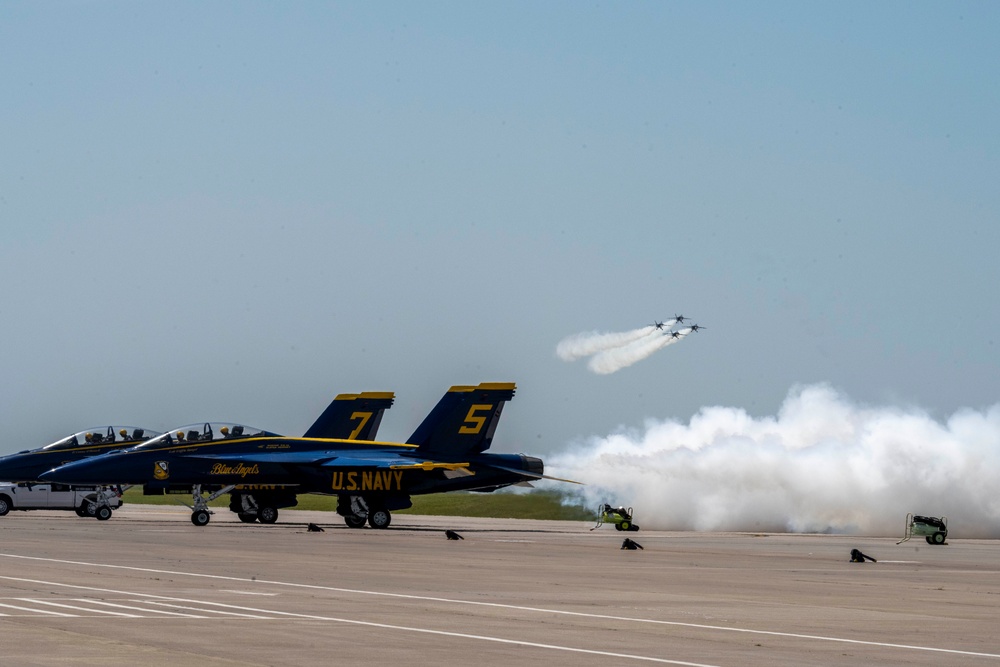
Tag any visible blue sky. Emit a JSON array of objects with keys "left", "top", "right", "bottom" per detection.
[{"left": 2, "top": 2, "right": 998, "bottom": 456}]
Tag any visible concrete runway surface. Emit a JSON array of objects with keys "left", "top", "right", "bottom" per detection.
[{"left": 0, "top": 504, "right": 997, "bottom": 666}]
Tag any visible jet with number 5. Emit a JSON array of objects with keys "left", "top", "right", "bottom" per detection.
[{"left": 43, "top": 383, "right": 570, "bottom": 528}]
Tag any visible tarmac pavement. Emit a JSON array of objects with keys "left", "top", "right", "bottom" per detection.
[{"left": 0, "top": 504, "right": 997, "bottom": 666}]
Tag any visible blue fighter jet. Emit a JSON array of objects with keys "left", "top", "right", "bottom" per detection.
[
  {"left": 143, "top": 390, "right": 397, "bottom": 524},
  {"left": 0, "top": 426, "right": 161, "bottom": 519},
  {"left": 226, "top": 390, "right": 395, "bottom": 523},
  {"left": 43, "top": 383, "right": 568, "bottom": 528},
  {"left": 0, "top": 426, "right": 161, "bottom": 483}
]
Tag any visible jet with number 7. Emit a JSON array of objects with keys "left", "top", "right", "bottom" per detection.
[{"left": 42, "top": 383, "right": 573, "bottom": 528}]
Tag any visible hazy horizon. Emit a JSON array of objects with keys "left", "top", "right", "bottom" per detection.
[{"left": 3, "top": 0, "right": 998, "bottom": 521}]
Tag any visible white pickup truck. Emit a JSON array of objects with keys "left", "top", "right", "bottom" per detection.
[{"left": 0, "top": 482, "right": 122, "bottom": 520}]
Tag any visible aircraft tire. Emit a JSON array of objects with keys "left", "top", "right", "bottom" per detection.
[
  {"left": 0, "top": 495, "right": 11, "bottom": 516},
  {"left": 258, "top": 506, "right": 279, "bottom": 524},
  {"left": 932, "top": 532, "right": 946, "bottom": 545},
  {"left": 344, "top": 515, "right": 366, "bottom": 528},
  {"left": 95, "top": 506, "right": 113, "bottom": 521},
  {"left": 368, "top": 508, "right": 391, "bottom": 529},
  {"left": 238, "top": 513, "right": 257, "bottom": 523},
  {"left": 191, "top": 509, "right": 211, "bottom": 526}
]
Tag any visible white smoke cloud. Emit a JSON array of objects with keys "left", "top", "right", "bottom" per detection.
[
  {"left": 556, "top": 319, "right": 692, "bottom": 373},
  {"left": 545, "top": 384, "right": 1000, "bottom": 537},
  {"left": 587, "top": 328, "right": 689, "bottom": 374},
  {"left": 556, "top": 325, "right": 658, "bottom": 362}
]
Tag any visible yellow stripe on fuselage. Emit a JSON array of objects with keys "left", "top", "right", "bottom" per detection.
[
  {"left": 149, "top": 436, "right": 419, "bottom": 454},
  {"left": 31, "top": 442, "right": 133, "bottom": 456}
]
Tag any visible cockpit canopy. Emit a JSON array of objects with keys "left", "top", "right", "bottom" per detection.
[
  {"left": 132, "top": 422, "right": 280, "bottom": 450},
  {"left": 42, "top": 426, "right": 163, "bottom": 451}
]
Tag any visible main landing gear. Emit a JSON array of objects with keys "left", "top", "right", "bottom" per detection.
[
  {"left": 339, "top": 496, "right": 392, "bottom": 529},
  {"left": 368, "top": 507, "right": 391, "bottom": 529},
  {"left": 233, "top": 493, "right": 279, "bottom": 525},
  {"left": 185, "top": 484, "right": 236, "bottom": 526}
]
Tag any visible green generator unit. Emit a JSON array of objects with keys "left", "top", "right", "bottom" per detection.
[
  {"left": 897, "top": 513, "right": 948, "bottom": 545},
  {"left": 592, "top": 503, "right": 640, "bottom": 532}
]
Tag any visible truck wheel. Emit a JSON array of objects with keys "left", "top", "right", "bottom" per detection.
[
  {"left": 95, "top": 506, "right": 113, "bottom": 521},
  {"left": 614, "top": 523, "right": 623, "bottom": 531},
  {"left": 620, "top": 521, "right": 631, "bottom": 531},
  {"left": 0, "top": 495, "right": 10, "bottom": 516},
  {"left": 191, "top": 509, "right": 211, "bottom": 526},
  {"left": 258, "top": 506, "right": 278, "bottom": 524},
  {"left": 932, "top": 532, "right": 946, "bottom": 545}
]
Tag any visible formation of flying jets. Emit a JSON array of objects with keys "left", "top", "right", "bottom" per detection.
[
  {"left": 0, "top": 383, "right": 573, "bottom": 529},
  {"left": 654, "top": 315, "right": 705, "bottom": 338}
]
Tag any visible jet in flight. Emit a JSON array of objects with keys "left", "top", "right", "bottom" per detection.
[{"left": 42, "top": 383, "right": 565, "bottom": 528}]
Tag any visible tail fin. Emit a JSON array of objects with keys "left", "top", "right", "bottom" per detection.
[
  {"left": 406, "top": 382, "right": 516, "bottom": 456},
  {"left": 303, "top": 392, "right": 395, "bottom": 440}
]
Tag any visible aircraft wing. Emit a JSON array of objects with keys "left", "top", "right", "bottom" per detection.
[
  {"left": 197, "top": 451, "right": 342, "bottom": 465},
  {"left": 196, "top": 450, "right": 470, "bottom": 472},
  {"left": 321, "top": 457, "right": 471, "bottom": 473}
]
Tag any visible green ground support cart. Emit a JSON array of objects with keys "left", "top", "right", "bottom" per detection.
[{"left": 897, "top": 513, "right": 948, "bottom": 545}]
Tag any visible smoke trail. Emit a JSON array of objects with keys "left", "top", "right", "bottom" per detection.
[
  {"left": 587, "top": 328, "right": 689, "bottom": 375},
  {"left": 556, "top": 325, "right": 661, "bottom": 361},
  {"left": 545, "top": 384, "right": 1000, "bottom": 537}
]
